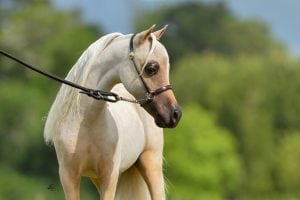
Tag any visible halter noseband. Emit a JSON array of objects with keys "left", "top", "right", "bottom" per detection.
[{"left": 129, "top": 34, "right": 172, "bottom": 105}]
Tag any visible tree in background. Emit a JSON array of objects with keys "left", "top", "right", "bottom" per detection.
[
  {"left": 0, "top": 0, "right": 100, "bottom": 78},
  {"left": 136, "top": 1, "right": 300, "bottom": 199},
  {"left": 277, "top": 132, "right": 300, "bottom": 197},
  {"left": 135, "top": 2, "right": 284, "bottom": 63},
  {"left": 164, "top": 105, "right": 241, "bottom": 200}
]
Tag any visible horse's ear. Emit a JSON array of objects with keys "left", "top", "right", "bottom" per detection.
[
  {"left": 136, "top": 24, "right": 156, "bottom": 45},
  {"left": 153, "top": 25, "right": 168, "bottom": 40}
]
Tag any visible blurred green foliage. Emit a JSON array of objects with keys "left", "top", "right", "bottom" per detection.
[
  {"left": 136, "top": 2, "right": 300, "bottom": 200},
  {"left": 164, "top": 105, "right": 241, "bottom": 200},
  {"left": 135, "top": 2, "right": 285, "bottom": 63},
  {"left": 0, "top": 0, "right": 99, "bottom": 199},
  {"left": 277, "top": 132, "right": 300, "bottom": 195},
  {"left": 1, "top": 0, "right": 300, "bottom": 199}
]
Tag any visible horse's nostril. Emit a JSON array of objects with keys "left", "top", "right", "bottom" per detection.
[
  {"left": 173, "top": 110, "right": 179, "bottom": 120},
  {"left": 171, "top": 108, "right": 182, "bottom": 124}
]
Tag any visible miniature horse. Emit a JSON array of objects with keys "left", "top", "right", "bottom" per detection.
[{"left": 44, "top": 25, "right": 181, "bottom": 200}]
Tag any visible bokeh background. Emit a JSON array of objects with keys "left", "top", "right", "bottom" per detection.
[{"left": 1, "top": 0, "right": 300, "bottom": 199}]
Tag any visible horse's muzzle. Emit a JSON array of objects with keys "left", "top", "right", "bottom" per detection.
[{"left": 155, "top": 105, "right": 182, "bottom": 128}]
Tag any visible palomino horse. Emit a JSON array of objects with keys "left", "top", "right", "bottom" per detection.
[{"left": 44, "top": 25, "right": 181, "bottom": 200}]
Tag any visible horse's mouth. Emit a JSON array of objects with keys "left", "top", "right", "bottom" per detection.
[
  {"left": 141, "top": 93, "right": 182, "bottom": 129},
  {"left": 155, "top": 114, "right": 168, "bottom": 128}
]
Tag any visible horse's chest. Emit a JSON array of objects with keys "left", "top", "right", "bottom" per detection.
[
  {"left": 57, "top": 103, "right": 147, "bottom": 175},
  {"left": 108, "top": 103, "right": 146, "bottom": 172}
]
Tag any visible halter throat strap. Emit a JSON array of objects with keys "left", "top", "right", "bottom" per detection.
[{"left": 129, "top": 34, "right": 172, "bottom": 105}]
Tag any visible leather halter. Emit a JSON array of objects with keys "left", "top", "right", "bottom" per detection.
[{"left": 129, "top": 34, "right": 172, "bottom": 105}]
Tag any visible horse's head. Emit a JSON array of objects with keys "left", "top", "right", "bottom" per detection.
[{"left": 119, "top": 25, "right": 182, "bottom": 128}]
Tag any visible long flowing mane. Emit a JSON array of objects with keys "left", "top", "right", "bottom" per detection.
[{"left": 44, "top": 33, "right": 122, "bottom": 143}]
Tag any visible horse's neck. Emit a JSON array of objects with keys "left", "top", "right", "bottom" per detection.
[
  {"left": 85, "top": 55, "right": 118, "bottom": 92},
  {"left": 83, "top": 35, "right": 123, "bottom": 90},
  {"left": 78, "top": 35, "right": 127, "bottom": 115}
]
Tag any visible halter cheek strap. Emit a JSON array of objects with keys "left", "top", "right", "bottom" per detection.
[
  {"left": 129, "top": 34, "right": 172, "bottom": 105},
  {"left": 129, "top": 34, "right": 152, "bottom": 96}
]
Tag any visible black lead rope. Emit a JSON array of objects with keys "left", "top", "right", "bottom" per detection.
[
  {"left": 0, "top": 49, "right": 130, "bottom": 103},
  {"left": 0, "top": 34, "right": 172, "bottom": 104}
]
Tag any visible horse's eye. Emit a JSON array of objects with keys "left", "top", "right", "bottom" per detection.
[{"left": 144, "top": 62, "right": 159, "bottom": 76}]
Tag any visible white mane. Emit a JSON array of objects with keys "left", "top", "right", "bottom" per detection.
[{"left": 44, "top": 33, "right": 122, "bottom": 143}]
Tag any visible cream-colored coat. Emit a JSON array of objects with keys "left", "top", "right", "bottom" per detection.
[{"left": 44, "top": 26, "right": 180, "bottom": 200}]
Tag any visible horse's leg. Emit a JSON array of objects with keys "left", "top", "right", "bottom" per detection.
[
  {"left": 91, "top": 169, "right": 119, "bottom": 200},
  {"left": 59, "top": 165, "right": 81, "bottom": 200},
  {"left": 101, "top": 168, "right": 120, "bottom": 200},
  {"left": 137, "top": 150, "right": 165, "bottom": 200},
  {"left": 90, "top": 161, "right": 119, "bottom": 200}
]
